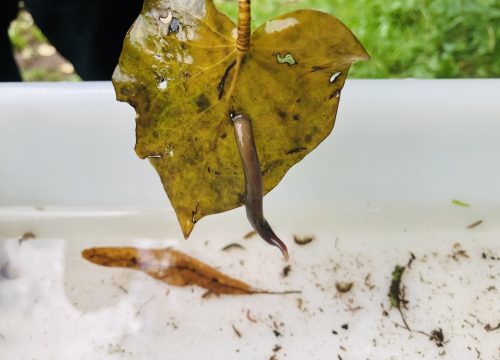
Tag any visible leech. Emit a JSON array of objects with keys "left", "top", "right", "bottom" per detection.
[{"left": 231, "top": 113, "right": 289, "bottom": 260}]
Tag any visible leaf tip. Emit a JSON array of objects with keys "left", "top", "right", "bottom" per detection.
[{"left": 178, "top": 212, "right": 195, "bottom": 240}]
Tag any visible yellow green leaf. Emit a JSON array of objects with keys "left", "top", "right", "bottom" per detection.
[{"left": 112, "top": 0, "right": 368, "bottom": 239}]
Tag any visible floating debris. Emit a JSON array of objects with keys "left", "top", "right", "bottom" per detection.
[
  {"left": 221, "top": 243, "right": 245, "bottom": 252},
  {"left": 452, "top": 199, "right": 470, "bottom": 207},
  {"left": 484, "top": 322, "right": 500, "bottom": 332},
  {"left": 293, "top": 235, "right": 314, "bottom": 246},
  {"left": 335, "top": 281, "right": 354, "bottom": 293},
  {"left": 282, "top": 265, "right": 292, "bottom": 277},
  {"left": 243, "top": 230, "right": 257, "bottom": 239},
  {"left": 231, "top": 324, "right": 242, "bottom": 338},
  {"left": 466, "top": 220, "right": 483, "bottom": 229}
]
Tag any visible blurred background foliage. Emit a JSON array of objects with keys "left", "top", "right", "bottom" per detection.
[
  {"left": 8, "top": 10, "right": 80, "bottom": 81},
  {"left": 8, "top": 0, "right": 500, "bottom": 80}
]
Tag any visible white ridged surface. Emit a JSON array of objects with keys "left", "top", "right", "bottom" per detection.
[{"left": 0, "top": 80, "right": 499, "bottom": 359}]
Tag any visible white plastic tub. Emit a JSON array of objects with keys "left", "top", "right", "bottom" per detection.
[{"left": 1, "top": 80, "right": 499, "bottom": 359}]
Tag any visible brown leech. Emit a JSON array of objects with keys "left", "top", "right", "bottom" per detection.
[{"left": 231, "top": 113, "right": 289, "bottom": 260}]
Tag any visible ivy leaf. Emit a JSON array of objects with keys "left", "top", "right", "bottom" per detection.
[{"left": 112, "top": 0, "right": 368, "bottom": 239}]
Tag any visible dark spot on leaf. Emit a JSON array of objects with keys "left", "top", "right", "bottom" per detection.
[
  {"left": 286, "top": 147, "right": 307, "bottom": 155},
  {"left": 304, "top": 134, "right": 312, "bottom": 142},
  {"left": 261, "top": 159, "right": 283, "bottom": 176},
  {"left": 120, "top": 87, "right": 131, "bottom": 96},
  {"left": 191, "top": 202, "right": 200, "bottom": 224},
  {"left": 240, "top": 54, "right": 248, "bottom": 66},
  {"left": 296, "top": 98, "right": 301, "bottom": 103},
  {"left": 217, "top": 60, "right": 236, "bottom": 100},
  {"left": 311, "top": 65, "right": 330, "bottom": 72},
  {"left": 220, "top": 133, "right": 227, "bottom": 139},
  {"left": 195, "top": 94, "right": 210, "bottom": 112},
  {"left": 293, "top": 114, "right": 301, "bottom": 121},
  {"left": 277, "top": 110, "right": 287, "bottom": 120},
  {"left": 169, "top": 18, "right": 180, "bottom": 33},
  {"left": 329, "top": 90, "right": 341, "bottom": 100}
]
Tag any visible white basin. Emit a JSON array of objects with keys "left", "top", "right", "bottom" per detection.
[{"left": 0, "top": 80, "right": 499, "bottom": 359}]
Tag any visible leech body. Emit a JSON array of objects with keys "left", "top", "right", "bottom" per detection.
[{"left": 231, "top": 114, "right": 289, "bottom": 260}]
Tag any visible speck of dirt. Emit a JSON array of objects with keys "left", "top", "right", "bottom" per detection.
[
  {"left": 296, "top": 298, "right": 304, "bottom": 311},
  {"left": 246, "top": 310, "right": 257, "bottom": 323},
  {"left": 221, "top": 243, "right": 245, "bottom": 252},
  {"left": 282, "top": 265, "right": 291, "bottom": 278},
  {"left": 231, "top": 324, "right": 242, "bottom": 338},
  {"left": 332, "top": 330, "right": 338, "bottom": 335},
  {"left": 364, "top": 273, "right": 375, "bottom": 290},
  {"left": 243, "top": 230, "right": 257, "bottom": 239},
  {"left": 430, "top": 328, "right": 445, "bottom": 347},
  {"left": 341, "top": 323, "right": 349, "bottom": 330},
  {"left": 467, "top": 220, "right": 483, "bottom": 229},
  {"left": 195, "top": 94, "right": 210, "bottom": 112},
  {"left": 484, "top": 322, "right": 500, "bottom": 332},
  {"left": 19, "top": 231, "right": 36, "bottom": 243},
  {"left": 201, "top": 290, "right": 220, "bottom": 299},
  {"left": 335, "top": 281, "right": 354, "bottom": 293},
  {"left": 293, "top": 235, "right": 314, "bottom": 246},
  {"left": 273, "top": 329, "right": 282, "bottom": 337},
  {"left": 449, "top": 243, "right": 469, "bottom": 261}
]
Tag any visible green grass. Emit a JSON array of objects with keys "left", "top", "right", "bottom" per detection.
[
  {"left": 215, "top": 0, "right": 500, "bottom": 78},
  {"left": 7, "top": 1, "right": 500, "bottom": 80}
]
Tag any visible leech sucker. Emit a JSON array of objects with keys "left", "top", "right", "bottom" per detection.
[{"left": 231, "top": 114, "right": 289, "bottom": 260}]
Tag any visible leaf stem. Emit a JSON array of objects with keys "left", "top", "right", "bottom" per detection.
[{"left": 237, "top": 0, "right": 251, "bottom": 52}]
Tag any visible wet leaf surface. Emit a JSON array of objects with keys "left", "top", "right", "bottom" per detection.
[{"left": 113, "top": 0, "right": 368, "bottom": 238}]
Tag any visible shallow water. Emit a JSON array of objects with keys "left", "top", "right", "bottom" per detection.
[{"left": 0, "top": 206, "right": 498, "bottom": 359}]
